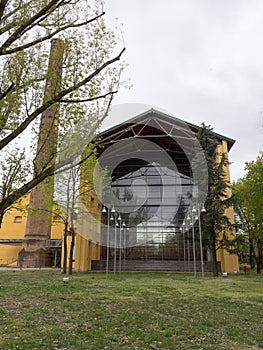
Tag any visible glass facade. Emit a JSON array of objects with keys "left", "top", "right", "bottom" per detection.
[
  {"left": 84, "top": 110, "right": 236, "bottom": 272},
  {"left": 98, "top": 116, "right": 201, "bottom": 262},
  {"left": 107, "top": 159, "right": 193, "bottom": 260}
]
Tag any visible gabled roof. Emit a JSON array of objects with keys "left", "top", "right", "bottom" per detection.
[{"left": 99, "top": 108, "right": 235, "bottom": 151}]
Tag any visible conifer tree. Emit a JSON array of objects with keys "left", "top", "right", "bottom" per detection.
[{"left": 197, "top": 124, "right": 234, "bottom": 276}]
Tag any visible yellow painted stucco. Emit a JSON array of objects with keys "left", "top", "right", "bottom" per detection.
[
  {"left": 71, "top": 191, "right": 102, "bottom": 271},
  {"left": 215, "top": 140, "right": 239, "bottom": 273},
  {"left": 0, "top": 193, "right": 64, "bottom": 266}
]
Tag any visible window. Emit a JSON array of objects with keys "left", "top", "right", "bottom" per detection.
[{"left": 14, "top": 216, "right": 22, "bottom": 223}]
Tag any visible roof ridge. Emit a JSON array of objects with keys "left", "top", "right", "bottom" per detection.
[{"left": 98, "top": 108, "right": 235, "bottom": 146}]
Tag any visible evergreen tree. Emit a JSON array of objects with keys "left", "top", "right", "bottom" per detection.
[{"left": 197, "top": 124, "right": 234, "bottom": 276}]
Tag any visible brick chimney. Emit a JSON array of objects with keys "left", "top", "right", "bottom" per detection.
[{"left": 18, "top": 39, "right": 64, "bottom": 268}]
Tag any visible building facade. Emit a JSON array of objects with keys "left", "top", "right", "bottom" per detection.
[
  {"left": 74, "top": 109, "right": 239, "bottom": 274},
  {"left": 0, "top": 109, "right": 239, "bottom": 273}
]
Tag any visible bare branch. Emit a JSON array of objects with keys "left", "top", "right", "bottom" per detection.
[
  {"left": 0, "top": 22, "right": 13, "bottom": 35},
  {"left": 0, "top": 47, "right": 125, "bottom": 151},
  {"left": 0, "top": 82, "right": 15, "bottom": 131},
  {"left": 59, "top": 90, "right": 117, "bottom": 103},
  {"left": 0, "top": 82, "right": 15, "bottom": 100}
]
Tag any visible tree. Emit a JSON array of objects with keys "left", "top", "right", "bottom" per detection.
[
  {"left": 0, "top": 0, "right": 125, "bottom": 225},
  {"left": 53, "top": 144, "right": 110, "bottom": 274},
  {"left": 232, "top": 152, "right": 263, "bottom": 273},
  {"left": 197, "top": 124, "right": 235, "bottom": 276},
  {"left": 54, "top": 163, "right": 80, "bottom": 275},
  {"left": 0, "top": 147, "right": 30, "bottom": 223}
]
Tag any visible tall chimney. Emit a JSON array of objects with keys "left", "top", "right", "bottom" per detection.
[{"left": 19, "top": 39, "right": 64, "bottom": 268}]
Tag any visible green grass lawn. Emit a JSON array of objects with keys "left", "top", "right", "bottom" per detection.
[{"left": 0, "top": 270, "right": 262, "bottom": 350}]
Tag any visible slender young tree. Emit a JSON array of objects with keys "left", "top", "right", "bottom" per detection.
[
  {"left": 54, "top": 145, "right": 109, "bottom": 274},
  {"left": 52, "top": 162, "right": 90, "bottom": 275},
  {"left": 0, "top": 0, "right": 125, "bottom": 224}
]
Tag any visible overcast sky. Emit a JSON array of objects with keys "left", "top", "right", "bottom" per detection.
[{"left": 104, "top": 0, "right": 263, "bottom": 181}]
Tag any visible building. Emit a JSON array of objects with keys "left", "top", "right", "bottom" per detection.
[
  {"left": 74, "top": 108, "right": 239, "bottom": 274},
  {"left": 0, "top": 108, "right": 239, "bottom": 273}
]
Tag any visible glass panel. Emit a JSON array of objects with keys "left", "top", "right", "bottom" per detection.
[{"left": 104, "top": 157, "right": 193, "bottom": 260}]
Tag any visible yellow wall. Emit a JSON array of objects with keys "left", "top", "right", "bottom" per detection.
[
  {"left": 215, "top": 140, "right": 239, "bottom": 273},
  {"left": 70, "top": 154, "right": 103, "bottom": 271},
  {"left": 0, "top": 199, "right": 27, "bottom": 240},
  {"left": 0, "top": 246, "right": 21, "bottom": 266},
  {"left": 0, "top": 196, "right": 27, "bottom": 266},
  {"left": 0, "top": 193, "right": 64, "bottom": 266},
  {"left": 72, "top": 200, "right": 101, "bottom": 271},
  {"left": 0, "top": 191, "right": 100, "bottom": 270}
]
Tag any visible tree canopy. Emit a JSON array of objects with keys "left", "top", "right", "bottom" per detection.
[
  {"left": 0, "top": 0, "right": 125, "bottom": 223},
  {"left": 233, "top": 152, "right": 263, "bottom": 273}
]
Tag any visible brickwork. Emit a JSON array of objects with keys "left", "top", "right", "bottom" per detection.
[{"left": 19, "top": 39, "right": 64, "bottom": 267}]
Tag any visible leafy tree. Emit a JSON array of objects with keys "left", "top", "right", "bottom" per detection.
[
  {"left": 197, "top": 124, "right": 235, "bottom": 276},
  {"left": 0, "top": 0, "right": 125, "bottom": 225},
  {"left": 232, "top": 152, "right": 263, "bottom": 273}
]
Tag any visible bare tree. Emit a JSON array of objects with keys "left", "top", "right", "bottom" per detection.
[{"left": 54, "top": 149, "right": 108, "bottom": 274}]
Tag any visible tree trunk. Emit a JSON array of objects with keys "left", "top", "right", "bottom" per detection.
[
  {"left": 210, "top": 224, "right": 219, "bottom": 276},
  {"left": 256, "top": 239, "right": 262, "bottom": 274},
  {"left": 0, "top": 211, "right": 4, "bottom": 228},
  {"left": 249, "top": 237, "right": 255, "bottom": 269},
  {"left": 68, "top": 227, "right": 75, "bottom": 275},
  {"left": 62, "top": 220, "right": 68, "bottom": 274},
  {"left": 211, "top": 243, "right": 219, "bottom": 276}
]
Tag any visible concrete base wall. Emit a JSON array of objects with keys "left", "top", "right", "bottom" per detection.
[{"left": 92, "top": 259, "right": 222, "bottom": 273}]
